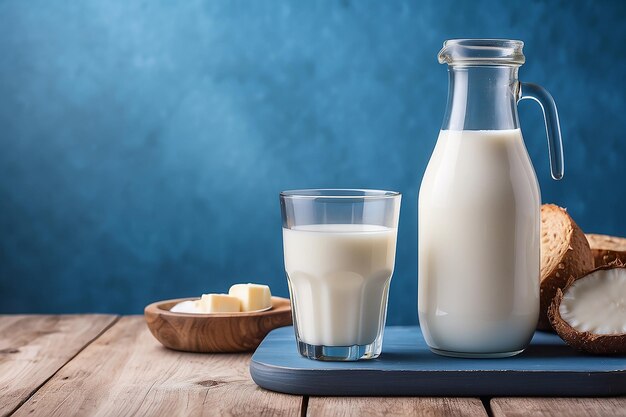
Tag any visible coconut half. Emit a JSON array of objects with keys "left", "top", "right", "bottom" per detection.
[
  {"left": 538, "top": 204, "right": 595, "bottom": 330},
  {"left": 548, "top": 265, "right": 626, "bottom": 355},
  {"left": 586, "top": 233, "right": 626, "bottom": 267}
]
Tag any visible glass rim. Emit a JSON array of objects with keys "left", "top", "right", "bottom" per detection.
[
  {"left": 443, "top": 38, "right": 524, "bottom": 48},
  {"left": 439, "top": 38, "right": 525, "bottom": 66},
  {"left": 280, "top": 188, "right": 401, "bottom": 200}
]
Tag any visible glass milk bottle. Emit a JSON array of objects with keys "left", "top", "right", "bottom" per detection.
[{"left": 418, "top": 39, "right": 564, "bottom": 358}]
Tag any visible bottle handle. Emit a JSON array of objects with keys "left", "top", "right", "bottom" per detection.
[{"left": 518, "top": 82, "right": 564, "bottom": 180}]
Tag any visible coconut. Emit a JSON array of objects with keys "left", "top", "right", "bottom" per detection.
[
  {"left": 538, "top": 205, "right": 594, "bottom": 330},
  {"left": 586, "top": 233, "right": 626, "bottom": 267},
  {"left": 548, "top": 264, "right": 626, "bottom": 355}
]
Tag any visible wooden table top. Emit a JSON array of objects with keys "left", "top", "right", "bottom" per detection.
[{"left": 1, "top": 315, "right": 624, "bottom": 417}]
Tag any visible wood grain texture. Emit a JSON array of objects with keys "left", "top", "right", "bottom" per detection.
[
  {"left": 491, "top": 397, "right": 626, "bottom": 417},
  {"left": 13, "top": 316, "right": 302, "bottom": 417},
  {"left": 307, "top": 397, "right": 488, "bottom": 417},
  {"left": 145, "top": 296, "right": 292, "bottom": 353},
  {"left": 0, "top": 315, "right": 117, "bottom": 417}
]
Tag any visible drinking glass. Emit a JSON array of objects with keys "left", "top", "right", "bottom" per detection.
[{"left": 280, "top": 189, "right": 401, "bottom": 361}]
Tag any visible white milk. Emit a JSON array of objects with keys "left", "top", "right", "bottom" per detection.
[
  {"left": 418, "top": 129, "right": 540, "bottom": 355},
  {"left": 283, "top": 224, "right": 397, "bottom": 347}
]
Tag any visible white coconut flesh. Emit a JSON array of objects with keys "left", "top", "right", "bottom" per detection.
[{"left": 559, "top": 268, "right": 626, "bottom": 335}]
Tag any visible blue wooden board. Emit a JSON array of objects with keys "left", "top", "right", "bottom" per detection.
[{"left": 250, "top": 326, "right": 626, "bottom": 397}]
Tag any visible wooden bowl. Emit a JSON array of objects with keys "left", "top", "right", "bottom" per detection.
[{"left": 144, "top": 296, "right": 292, "bottom": 353}]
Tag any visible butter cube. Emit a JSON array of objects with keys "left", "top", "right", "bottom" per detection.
[
  {"left": 228, "top": 283, "right": 272, "bottom": 312},
  {"left": 197, "top": 294, "right": 241, "bottom": 313}
]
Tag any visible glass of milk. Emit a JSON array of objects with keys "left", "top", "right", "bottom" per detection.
[{"left": 280, "top": 189, "right": 401, "bottom": 361}]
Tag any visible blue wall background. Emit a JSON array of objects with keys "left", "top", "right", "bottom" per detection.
[{"left": 1, "top": 0, "right": 625, "bottom": 323}]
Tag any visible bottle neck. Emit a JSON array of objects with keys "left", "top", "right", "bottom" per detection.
[{"left": 442, "top": 66, "right": 521, "bottom": 131}]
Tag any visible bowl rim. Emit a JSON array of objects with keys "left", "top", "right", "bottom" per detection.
[{"left": 144, "top": 296, "right": 291, "bottom": 319}]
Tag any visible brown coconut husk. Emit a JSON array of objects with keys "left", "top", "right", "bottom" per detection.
[
  {"left": 586, "top": 233, "right": 626, "bottom": 267},
  {"left": 538, "top": 204, "right": 594, "bottom": 331}
]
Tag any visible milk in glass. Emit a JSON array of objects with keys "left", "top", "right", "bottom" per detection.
[{"left": 283, "top": 224, "right": 397, "bottom": 347}]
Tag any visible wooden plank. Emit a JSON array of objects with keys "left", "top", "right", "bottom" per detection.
[
  {"left": 307, "top": 397, "right": 488, "bottom": 417},
  {"left": 12, "top": 316, "right": 303, "bottom": 417},
  {"left": 491, "top": 397, "right": 626, "bottom": 417},
  {"left": 0, "top": 314, "right": 117, "bottom": 417}
]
